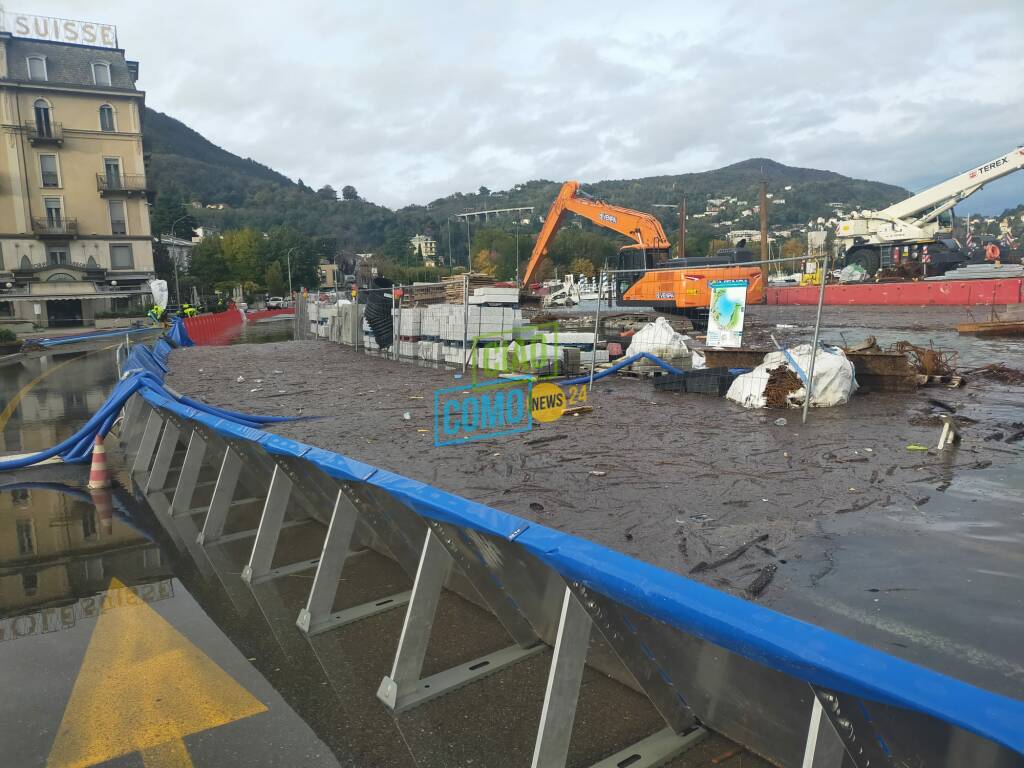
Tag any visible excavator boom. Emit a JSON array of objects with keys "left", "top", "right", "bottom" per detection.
[{"left": 520, "top": 181, "right": 670, "bottom": 287}]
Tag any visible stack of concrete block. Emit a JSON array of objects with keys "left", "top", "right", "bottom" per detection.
[
  {"left": 469, "top": 286, "right": 520, "bottom": 305},
  {"left": 363, "top": 317, "right": 379, "bottom": 351},
  {"left": 338, "top": 303, "right": 364, "bottom": 347}
]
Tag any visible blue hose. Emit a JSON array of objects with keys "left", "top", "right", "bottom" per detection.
[
  {"left": 560, "top": 352, "right": 686, "bottom": 387},
  {"left": 0, "top": 318, "right": 298, "bottom": 471}
]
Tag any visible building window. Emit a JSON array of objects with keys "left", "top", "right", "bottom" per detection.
[
  {"left": 92, "top": 62, "right": 111, "bottom": 86},
  {"left": 0, "top": 301, "right": 13, "bottom": 318},
  {"left": 39, "top": 154, "right": 59, "bottom": 187},
  {"left": 43, "top": 198, "right": 63, "bottom": 228},
  {"left": 46, "top": 244, "right": 69, "bottom": 266},
  {"left": 103, "top": 157, "right": 121, "bottom": 189},
  {"left": 27, "top": 56, "right": 47, "bottom": 81},
  {"left": 110, "top": 244, "right": 134, "bottom": 270},
  {"left": 99, "top": 105, "right": 115, "bottom": 132},
  {"left": 108, "top": 200, "right": 127, "bottom": 236},
  {"left": 22, "top": 571, "right": 38, "bottom": 596},
  {"left": 33, "top": 99, "right": 53, "bottom": 137},
  {"left": 16, "top": 519, "right": 36, "bottom": 555},
  {"left": 46, "top": 272, "right": 75, "bottom": 282}
]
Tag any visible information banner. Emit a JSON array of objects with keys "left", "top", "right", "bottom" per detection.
[{"left": 707, "top": 279, "right": 748, "bottom": 348}]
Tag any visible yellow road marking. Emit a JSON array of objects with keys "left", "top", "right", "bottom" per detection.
[
  {"left": 0, "top": 344, "right": 118, "bottom": 432},
  {"left": 141, "top": 739, "right": 194, "bottom": 768},
  {"left": 46, "top": 578, "right": 267, "bottom": 768}
]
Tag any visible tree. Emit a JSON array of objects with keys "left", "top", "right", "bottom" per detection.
[
  {"left": 569, "top": 256, "right": 595, "bottom": 277},
  {"left": 780, "top": 237, "right": 805, "bottom": 264},
  {"left": 382, "top": 233, "right": 418, "bottom": 266},
  {"left": 316, "top": 184, "right": 338, "bottom": 201},
  {"left": 265, "top": 261, "right": 287, "bottom": 296},
  {"left": 478, "top": 186, "right": 491, "bottom": 197},
  {"left": 188, "top": 237, "right": 232, "bottom": 297},
  {"left": 473, "top": 250, "right": 499, "bottom": 277},
  {"left": 220, "top": 229, "right": 262, "bottom": 285},
  {"left": 341, "top": 185, "right": 358, "bottom": 200},
  {"left": 150, "top": 191, "right": 197, "bottom": 238}
]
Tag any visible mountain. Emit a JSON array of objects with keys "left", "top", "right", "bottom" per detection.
[
  {"left": 410, "top": 158, "right": 909, "bottom": 230},
  {"left": 141, "top": 108, "right": 911, "bottom": 256},
  {"left": 143, "top": 108, "right": 294, "bottom": 207}
]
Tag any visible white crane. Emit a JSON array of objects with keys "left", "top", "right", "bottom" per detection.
[{"left": 835, "top": 146, "right": 1024, "bottom": 272}]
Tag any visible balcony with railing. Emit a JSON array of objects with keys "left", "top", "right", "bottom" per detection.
[
  {"left": 24, "top": 121, "right": 64, "bottom": 145},
  {"left": 31, "top": 217, "right": 78, "bottom": 237},
  {"left": 97, "top": 173, "right": 149, "bottom": 196}
]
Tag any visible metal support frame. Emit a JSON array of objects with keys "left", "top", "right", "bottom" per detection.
[
  {"left": 432, "top": 521, "right": 540, "bottom": 649},
  {"left": 145, "top": 416, "right": 181, "bottom": 493},
  {"left": 197, "top": 445, "right": 243, "bottom": 545},
  {"left": 531, "top": 587, "right": 593, "bottom": 768},
  {"left": 130, "top": 408, "right": 164, "bottom": 477},
  {"left": 801, "top": 694, "right": 845, "bottom": 767},
  {"left": 378, "top": 528, "right": 544, "bottom": 712},
  {"left": 241, "top": 463, "right": 317, "bottom": 584},
  {"left": 296, "top": 486, "right": 410, "bottom": 635},
  {"left": 169, "top": 427, "right": 207, "bottom": 515},
  {"left": 531, "top": 586, "right": 705, "bottom": 768}
]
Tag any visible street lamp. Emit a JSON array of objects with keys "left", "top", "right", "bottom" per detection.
[
  {"left": 169, "top": 214, "right": 188, "bottom": 307},
  {"left": 515, "top": 218, "right": 520, "bottom": 285},
  {"left": 285, "top": 246, "right": 296, "bottom": 297}
]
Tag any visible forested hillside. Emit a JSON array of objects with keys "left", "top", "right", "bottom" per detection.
[{"left": 142, "top": 106, "right": 915, "bottom": 289}]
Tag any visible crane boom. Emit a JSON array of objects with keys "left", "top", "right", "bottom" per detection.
[
  {"left": 520, "top": 181, "right": 670, "bottom": 287},
  {"left": 836, "top": 146, "right": 1024, "bottom": 256},
  {"left": 883, "top": 146, "right": 1024, "bottom": 223}
]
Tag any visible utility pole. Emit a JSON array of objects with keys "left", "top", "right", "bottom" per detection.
[
  {"left": 169, "top": 214, "right": 188, "bottom": 308},
  {"left": 515, "top": 218, "right": 520, "bottom": 285},
  {"left": 465, "top": 217, "right": 472, "bottom": 271},
  {"left": 678, "top": 195, "right": 686, "bottom": 259},
  {"left": 759, "top": 180, "right": 769, "bottom": 287},
  {"left": 446, "top": 217, "right": 453, "bottom": 276},
  {"left": 286, "top": 246, "right": 296, "bottom": 296}
]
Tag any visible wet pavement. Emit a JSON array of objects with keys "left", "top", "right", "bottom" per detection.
[{"left": 1, "top": 320, "right": 759, "bottom": 767}]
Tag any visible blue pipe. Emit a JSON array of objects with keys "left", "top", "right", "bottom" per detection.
[
  {"left": 0, "top": 319, "right": 299, "bottom": 470},
  {"left": 560, "top": 352, "right": 686, "bottom": 387}
]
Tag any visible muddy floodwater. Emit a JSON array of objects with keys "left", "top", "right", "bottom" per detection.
[{"left": 168, "top": 305, "right": 1024, "bottom": 700}]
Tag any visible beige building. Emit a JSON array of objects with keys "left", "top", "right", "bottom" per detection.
[
  {"left": 0, "top": 15, "right": 154, "bottom": 329},
  {"left": 410, "top": 234, "right": 437, "bottom": 266}
]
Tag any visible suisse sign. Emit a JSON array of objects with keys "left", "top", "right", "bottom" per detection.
[{"left": 4, "top": 12, "right": 117, "bottom": 49}]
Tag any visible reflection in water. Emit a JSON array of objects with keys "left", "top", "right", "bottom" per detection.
[
  {"left": 0, "top": 483, "right": 170, "bottom": 630},
  {"left": 0, "top": 349, "right": 119, "bottom": 455}
]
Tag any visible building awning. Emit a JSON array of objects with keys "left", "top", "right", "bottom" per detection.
[{"left": 0, "top": 292, "right": 146, "bottom": 301}]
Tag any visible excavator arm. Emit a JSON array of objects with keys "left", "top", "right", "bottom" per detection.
[{"left": 520, "top": 181, "right": 671, "bottom": 287}]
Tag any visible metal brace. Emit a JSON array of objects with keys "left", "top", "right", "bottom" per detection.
[
  {"left": 130, "top": 407, "right": 164, "bottom": 479},
  {"left": 240, "top": 462, "right": 318, "bottom": 584},
  {"left": 377, "top": 527, "right": 544, "bottom": 713},
  {"left": 169, "top": 426, "right": 207, "bottom": 514},
  {"left": 531, "top": 586, "right": 706, "bottom": 768},
  {"left": 296, "top": 485, "right": 411, "bottom": 635},
  {"left": 144, "top": 414, "right": 183, "bottom": 494}
]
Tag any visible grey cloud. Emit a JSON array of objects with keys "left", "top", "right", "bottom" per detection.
[{"left": 39, "top": 0, "right": 1024, "bottom": 213}]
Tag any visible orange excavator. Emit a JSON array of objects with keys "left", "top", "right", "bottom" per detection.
[{"left": 520, "top": 181, "right": 764, "bottom": 322}]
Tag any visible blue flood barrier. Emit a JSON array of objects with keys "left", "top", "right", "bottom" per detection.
[
  {"left": 21, "top": 317, "right": 1024, "bottom": 761},
  {"left": 132, "top": 363, "right": 1024, "bottom": 756}
]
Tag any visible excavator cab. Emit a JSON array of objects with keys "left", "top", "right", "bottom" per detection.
[{"left": 613, "top": 246, "right": 665, "bottom": 304}]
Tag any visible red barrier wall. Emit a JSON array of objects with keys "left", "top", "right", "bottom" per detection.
[
  {"left": 183, "top": 309, "right": 244, "bottom": 345},
  {"left": 768, "top": 278, "right": 1024, "bottom": 306}
]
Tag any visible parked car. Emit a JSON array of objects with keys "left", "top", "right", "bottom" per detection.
[{"left": 267, "top": 296, "right": 285, "bottom": 309}]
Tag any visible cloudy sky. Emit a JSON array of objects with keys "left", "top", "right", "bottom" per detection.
[{"left": 26, "top": 1, "right": 1024, "bottom": 213}]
